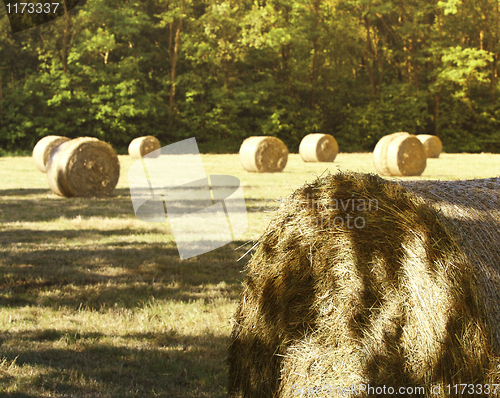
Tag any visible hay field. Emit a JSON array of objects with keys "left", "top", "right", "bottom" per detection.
[{"left": 0, "top": 152, "right": 498, "bottom": 397}]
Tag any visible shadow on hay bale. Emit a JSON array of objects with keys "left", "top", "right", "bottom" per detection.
[{"left": 228, "top": 172, "right": 500, "bottom": 398}]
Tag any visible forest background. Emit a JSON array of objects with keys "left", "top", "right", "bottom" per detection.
[{"left": 1, "top": 0, "right": 500, "bottom": 154}]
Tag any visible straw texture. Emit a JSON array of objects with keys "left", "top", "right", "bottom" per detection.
[
  {"left": 228, "top": 172, "right": 500, "bottom": 398},
  {"left": 417, "top": 134, "right": 443, "bottom": 158},
  {"left": 128, "top": 136, "right": 161, "bottom": 158},
  {"left": 46, "top": 137, "right": 120, "bottom": 198},
  {"left": 299, "top": 133, "right": 339, "bottom": 162},
  {"left": 240, "top": 136, "right": 288, "bottom": 172},
  {"left": 32, "top": 135, "right": 70, "bottom": 172}
]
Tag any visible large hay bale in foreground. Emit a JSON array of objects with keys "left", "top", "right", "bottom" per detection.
[
  {"left": 46, "top": 137, "right": 120, "bottom": 198},
  {"left": 299, "top": 133, "right": 338, "bottom": 162},
  {"left": 240, "top": 136, "right": 288, "bottom": 172},
  {"left": 32, "top": 135, "right": 71, "bottom": 172},
  {"left": 228, "top": 172, "right": 500, "bottom": 398},
  {"left": 128, "top": 136, "right": 161, "bottom": 158},
  {"left": 373, "top": 132, "right": 427, "bottom": 176},
  {"left": 417, "top": 134, "right": 443, "bottom": 158}
]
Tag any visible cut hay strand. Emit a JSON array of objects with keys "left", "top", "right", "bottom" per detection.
[
  {"left": 239, "top": 136, "right": 288, "bottom": 172},
  {"left": 228, "top": 172, "right": 500, "bottom": 398},
  {"left": 373, "top": 132, "right": 426, "bottom": 176},
  {"left": 299, "top": 133, "right": 339, "bottom": 162},
  {"left": 128, "top": 136, "right": 161, "bottom": 158},
  {"left": 417, "top": 134, "right": 443, "bottom": 158},
  {"left": 46, "top": 137, "right": 120, "bottom": 198},
  {"left": 32, "top": 135, "right": 70, "bottom": 172}
]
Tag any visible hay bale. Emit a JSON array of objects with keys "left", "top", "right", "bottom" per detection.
[
  {"left": 386, "top": 134, "right": 427, "bottom": 176},
  {"left": 239, "top": 136, "right": 288, "bottom": 172},
  {"left": 373, "top": 132, "right": 427, "bottom": 176},
  {"left": 228, "top": 172, "right": 500, "bottom": 398},
  {"left": 372, "top": 132, "right": 409, "bottom": 176},
  {"left": 417, "top": 134, "right": 443, "bottom": 158},
  {"left": 128, "top": 136, "right": 161, "bottom": 158},
  {"left": 46, "top": 137, "right": 120, "bottom": 198},
  {"left": 32, "top": 135, "right": 71, "bottom": 172},
  {"left": 299, "top": 133, "right": 339, "bottom": 162}
]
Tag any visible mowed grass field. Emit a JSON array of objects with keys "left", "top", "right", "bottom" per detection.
[{"left": 0, "top": 152, "right": 499, "bottom": 397}]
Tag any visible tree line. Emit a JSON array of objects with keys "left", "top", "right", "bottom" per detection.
[{"left": 1, "top": 0, "right": 499, "bottom": 154}]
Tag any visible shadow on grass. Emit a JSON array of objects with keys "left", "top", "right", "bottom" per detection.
[
  {"left": 0, "top": 241, "right": 250, "bottom": 310},
  {"left": 245, "top": 198, "right": 280, "bottom": 213},
  {"left": 0, "top": 189, "right": 53, "bottom": 197},
  {"left": 0, "top": 228, "right": 170, "bottom": 244},
  {"left": 0, "top": 188, "right": 132, "bottom": 197},
  {"left": 0, "top": 187, "right": 282, "bottom": 224},
  {"left": 0, "top": 196, "right": 136, "bottom": 223},
  {"left": 0, "top": 187, "right": 254, "bottom": 314},
  {"left": 0, "top": 330, "right": 229, "bottom": 398}
]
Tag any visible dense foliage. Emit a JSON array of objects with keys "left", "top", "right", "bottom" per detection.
[{"left": 1, "top": 0, "right": 500, "bottom": 154}]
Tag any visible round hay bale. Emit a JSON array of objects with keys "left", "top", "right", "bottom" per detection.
[
  {"left": 373, "top": 132, "right": 426, "bottom": 176},
  {"left": 386, "top": 134, "right": 427, "bottom": 176},
  {"left": 46, "top": 137, "right": 120, "bottom": 198},
  {"left": 373, "top": 132, "right": 409, "bottom": 176},
  {"left": 299, "top": 133, "right": 339, "bottom": 162},
  {"left": 239, "top": 136, "right": 288, "bottom": 172},
  {"left": 32, "top": 135, "right": 71, "bottom": 173},
  {"left": 128, "top": 136, "right": 161, "bottom": 158},
  {"left": 228, "top": 172, "right": 500, "bottom": 397},
  {"left": 417, "top": 134, "right": 443, "bottom": 158}
]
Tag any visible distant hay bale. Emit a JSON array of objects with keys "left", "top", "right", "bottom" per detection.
[
  {"left": 228, "top": 172, "right": 500, "bottom": 398},
  {"left": 373, "top": 132, "right": 409, "bottom": 176},
  {"left": 386, "top": 134, "right": 427, "bottom": 176},
  {"left": 239, "top": 136, "right": 288, "bottom": 172},
  {"left": 46, "top": 137, "right": 120, "bottom": 198},
  {"left": 417, "top": 134, "right": 443, "bottom": 158},
  {"left": 299, "top": 133, "right": 338, "bottom": 162},
  {"left": 128, "top": 136, "right": 161, "bottom": 158},
  {"left": 32, "top": 135, "right": 70, "bottom": 172},
  {"left": 373, "top": 132, "right": 427, "bottom": 176}
]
